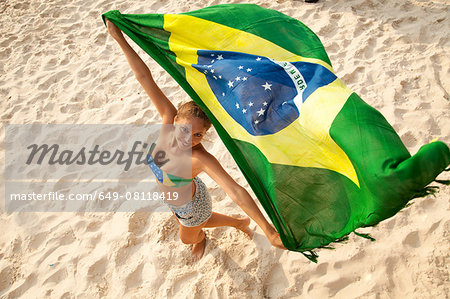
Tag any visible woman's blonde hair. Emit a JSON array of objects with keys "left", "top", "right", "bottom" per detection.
[{"left": 177, "top": 100, "right": 212, "bottom": 131}]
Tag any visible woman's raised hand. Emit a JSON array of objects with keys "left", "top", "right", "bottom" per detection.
[{"left": 106, "top": 20, "right": 123, "bottom": 41}]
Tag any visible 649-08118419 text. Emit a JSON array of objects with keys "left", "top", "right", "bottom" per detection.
[{"left": 8, "top": 191, "right": 179, "bottom": 201}]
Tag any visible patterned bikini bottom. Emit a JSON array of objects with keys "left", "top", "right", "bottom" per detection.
[{"left": 165, "top": 176, "right": 212, "bottom": 227}]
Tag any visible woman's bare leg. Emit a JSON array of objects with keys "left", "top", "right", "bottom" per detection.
[
  {"left": 178, "top": 224, "right": 206, "bottom": 260},
  {"left": 176, "top": 212, "right": 253, "bottom": 260},
  {"left": 203, "top": 212, "right": 253, "bottom": 238}
]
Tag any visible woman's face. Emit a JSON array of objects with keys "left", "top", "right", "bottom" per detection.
[{"left": 173, "top": 116, "right": 207, "bottom": 150}]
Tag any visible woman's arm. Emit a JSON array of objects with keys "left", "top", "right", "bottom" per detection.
[
  {"left": 199, "top": 151, "right": 286, "bottom": 249},
  {"left": 106, "top": 20, "right": 177, "bottom": 124}
]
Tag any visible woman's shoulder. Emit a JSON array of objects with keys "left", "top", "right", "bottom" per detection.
[
  {"left": 191, "top": 143, "right": 212, "bottom": 160},
  {"left": 191, "top": 144, "right": 214, "bottom": 175},
  {"left": 192, "top": 143, "right": 211, "bottom": 158}
]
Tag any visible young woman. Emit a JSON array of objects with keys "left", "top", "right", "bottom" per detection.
[{"left": 106, "top": 20, "right": 285, "bottom": 259}]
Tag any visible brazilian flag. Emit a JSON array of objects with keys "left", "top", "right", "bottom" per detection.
[{"left": 102, "top": 4, "right": 449, "bottom": 261}]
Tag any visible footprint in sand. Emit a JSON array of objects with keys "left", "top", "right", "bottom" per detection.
[
  {"left": 400, "top": 131, "right": 417, "bottom": 148},
  {"left": 326, "top": 277, "right": 353, "bottom": 297},
  {"left": 3, "top": 273, "right": 36, "bottom": 299},
  {"left": 26, "top": 231, "right": 47, "bottom": 251},
  {"left": 43, "top": 268, "right": 68, "bottom": 285},
  {"left": 94, "top": 32, "right": 107, "bottom": 44},
  {"left": 315, "top": 262, "right": 329, "bottom": 276},
  {"left": 0, "top": 265, "right": 14, "bottom": 292},
  {"left": 262, "top": 263, "right": 289, "bottom": 297},
  {"left": 426, "top": 221, "right": 441, "bottom": 235},
  {"left": 125, "top": 262, "right": 144, "bottom": 290},
  {"left": 425, "top": 117, "right": 442, "bottom": 136},
  {"left": 85, "top": 221, "right": 102, "bottom": 233},
  {"left": 87, "top": 257, "right": 108, "bottom": 283},
  {"left": 114, "top": 245, "right": 129, "bottom": 267},
  {"left": 393, "top": 108, "right": 407, "bottom": 120},
  {"left": 402, "top": 231, "right": 420, "bottom": 248},
  {"left": 0, "top": 36, "right": 17, "bottom": 47},
  {"left": 341, "top": 66, "right": 365, "bottom": 86},
  {"left": 128, "top": 212, "right": 148, "bottom": 235}
]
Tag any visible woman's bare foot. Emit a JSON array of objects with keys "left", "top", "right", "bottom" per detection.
[
  {"left": 191, "top": 236, "right": 206, "bottom": 260},
  {"left": 236, "top": 217, "right": 253, "bottom": 239}
]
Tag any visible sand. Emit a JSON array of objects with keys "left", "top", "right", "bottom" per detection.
[{"left": 0, "top": 0, "right": 449, "bottom": 298}]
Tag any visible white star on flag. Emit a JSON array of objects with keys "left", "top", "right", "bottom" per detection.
[
  {"left": 262, "top": 82, "right": 272, "bottom": 90},
  {"left": 195, "top": 53, "right": 293, "bottom": 133}
]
